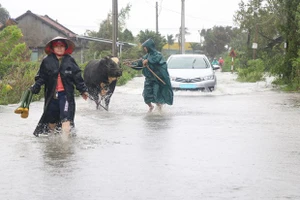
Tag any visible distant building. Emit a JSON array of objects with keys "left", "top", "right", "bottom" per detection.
[
  {"left": 0, "top": 10, "right": 135, "bottom": 63},
  {"left": 11, "top": 10, "right": 83, "bottom": 62},
  {"left": 0, "top": 18, "right": 18, "bottom": 26}
]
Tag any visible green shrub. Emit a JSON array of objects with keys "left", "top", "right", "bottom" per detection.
[
  {"left": 290, "top": 52, "right": 300, "bottom": 91},
  {"left": 0, "top": 62, "right": 43, "bottom": 105},
  {"left": 222, "top": 56, "right": 241, "bottom": 72},
  {"left": 237, "top": 59, "right": 265, "bottom": 82}
]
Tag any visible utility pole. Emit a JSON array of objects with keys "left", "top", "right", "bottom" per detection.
[
  {"left": 156, "top": 1, "right": 158, "bottom": 34},
  {"left": 253, "top": 23, "right": 258, "bottom": 59},
  {"left": 252, "top": 8, "right": 258, "bottom": 60},
  {"left": 181, "top": 0, "right": 185, "bottom": 54},
  {"left": 112, "top": 0, "right": 118, "bottom": 57},
  {"left": 198, "top": 30, "right": 202, "bottom": 54},
  {"left": 198, "top": 30, "right": 201, "bottom": 45}
]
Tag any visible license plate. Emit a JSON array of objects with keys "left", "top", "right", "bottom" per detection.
[{"left": 179, "top": 84, "right": 197, "bottom": 89}]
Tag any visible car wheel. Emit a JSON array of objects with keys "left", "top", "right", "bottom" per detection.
[{"left": 208, "top": 87, "right": 214, "bottom": 92}]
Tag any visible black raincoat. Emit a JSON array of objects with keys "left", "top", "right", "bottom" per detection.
[{"left": 31, "top": 53, "right": 87, "bottom": 136}]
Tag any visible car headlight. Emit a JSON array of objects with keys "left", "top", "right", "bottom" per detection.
[{"left": 203, "top": 75, "right": 215, "bottom": 80}]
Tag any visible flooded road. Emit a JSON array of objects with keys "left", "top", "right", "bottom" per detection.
[{"left": 1, "top": 72, "right": 300, "bottom": 200}]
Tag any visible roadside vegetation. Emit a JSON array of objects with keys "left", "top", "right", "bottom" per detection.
[{"left": 1, "top": 0, "right": 300, "bottom": 105}]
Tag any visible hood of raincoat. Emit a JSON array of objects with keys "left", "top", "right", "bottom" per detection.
[{"left": 142, "top": 38, "right": 157, "bottom": 54}]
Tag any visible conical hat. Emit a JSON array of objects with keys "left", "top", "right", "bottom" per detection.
[{"left": 44, "top": 36, "right": 75, "bottom": 55}]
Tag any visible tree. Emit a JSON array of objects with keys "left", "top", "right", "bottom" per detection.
[
  {"left": 166, "top": 34, "right": 175, "bottom": 54},
  {"left": 0, "top": 4, "right": 10, "bottom": 25},
  {"left": 175, "top": 27, "right": 190, "bottom": 52},
  {"left": 189, "top": 43, "right": 199, "bottom": 54},
  {"left": 200, "top": 26, "right": 238, "bottom": 58},
  {"left": 0, "top": 25, "right": 31, "bottom": 78},
  {"left": 120, "top": 28, "right": 134, "bottom": 42},
  {"left": 137, "top": 30, "right": 166, "bottom": 52},
  {"left": 278, "top": 0, "right": 300, "bottom": 80},
  {"left": 86, "top": 3, "right": 133, "bottom": 56},
  {"left": 234, "top": 0, "right": 300, "bottom": 83},
  {"left": 234, "top": 0, "right": 281, "bottom": 59}
]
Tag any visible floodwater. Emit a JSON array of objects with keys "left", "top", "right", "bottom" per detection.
[{"left": 1, "top": 72, "right": 300, "bottom": 200}]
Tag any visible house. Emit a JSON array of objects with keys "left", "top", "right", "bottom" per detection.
[
  {"left": 2, "top": 10, "right": 136, "bottom": 63},
  {"left": 13, "top": 10, "right": 84, "bottom": 62},
  {"left": 0, "top": 18, "right": 18, "bottom": 26},
  {"left": 161, "top": 42, "right": 200, "bottom": 55}
]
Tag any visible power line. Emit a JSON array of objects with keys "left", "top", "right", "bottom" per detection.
[{"left": 154, "top": 1, "right": 234, "bottom": 24}]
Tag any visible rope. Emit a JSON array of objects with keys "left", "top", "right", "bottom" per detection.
[{"left": 87, "top": 94, "right": 108, "bottom": 111}]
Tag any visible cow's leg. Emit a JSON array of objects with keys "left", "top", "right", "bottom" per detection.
[
  {"left": 104, "top": 80, "right": 117, "bottom": 110},
  {"left": 94, "top": 90, "right": 101, "bottom": 110},
  {"left": 102, "top": 95, "right": 110, "bottom": 110},
  {"left": 87, "top": 86, "right": 100, "bottom": 109}
]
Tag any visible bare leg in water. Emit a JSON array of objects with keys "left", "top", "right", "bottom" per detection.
[
  {"left": 147, "top": 103, "right": 154, "bottom": 112},
  {"left": 62, "top": 121, "right": 71, "bottom": 135},
  {"left": 48, "top": 121, "right": 71, "bottom": 137},
  {"left": 156, "top": 103, "right": 162, "bottom": 112},
  {"left": 147, "top": 103, "right": 162, "bottom": 112},
  {"left": 48, "top": 123, "right": 56, "bottom": 134}
]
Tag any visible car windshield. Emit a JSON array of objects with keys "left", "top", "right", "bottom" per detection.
[{"left": 167, "top": 56, "right": 210, "bottom": 69}]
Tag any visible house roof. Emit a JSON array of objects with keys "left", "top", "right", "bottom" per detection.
[
  {"left": 0, "top": 18, "right": 18, "bottom": 30},
  {"left": 15, "top": 10, "right": 77, "bottom": 38}
]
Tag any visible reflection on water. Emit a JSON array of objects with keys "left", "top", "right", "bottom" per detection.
[
  {"left": 290, "top": 96, "right": 300, "bottom": 108},
  {"left": 41, "top": 135, "right": 76, "bottom": 170},
  {"left": 1, "top": 73, "right": 300, "bottom": 200},
  {"left": 143, "top": 111, "right": 173, "bottom": 131}
]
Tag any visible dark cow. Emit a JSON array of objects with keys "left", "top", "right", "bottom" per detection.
[{"left": 83, "top": 56, "right": 122, "bottom": 110}]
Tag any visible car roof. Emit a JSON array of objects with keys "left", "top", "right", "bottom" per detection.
[
  {"left": 169, "top": 54, "right": 206, "bottom": 56},
  {"left": 168, "top": 54, "right": 208, "bottom": 58},
  {"left": 167, "top": 54, "right": 209, "bottom": 61}
]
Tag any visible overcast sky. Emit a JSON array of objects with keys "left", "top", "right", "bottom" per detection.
[{"left": 1, "top": 0, "right": 242, "bottom": 42}]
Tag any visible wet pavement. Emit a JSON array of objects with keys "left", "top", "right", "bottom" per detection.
[{"left": 1, "top": 72, "right": 300, "bottom": 200}]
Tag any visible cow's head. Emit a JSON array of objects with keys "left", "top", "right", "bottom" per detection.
[{"left": 104, "top": 56, "right": 122, "bottom": 83}]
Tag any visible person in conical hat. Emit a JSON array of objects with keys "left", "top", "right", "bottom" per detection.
[
  {"left": 30, "top": 36, "right": 88, "bottom": 138},
  {"left": 44, "top": 36, "right": 75, "bottom": 55}
]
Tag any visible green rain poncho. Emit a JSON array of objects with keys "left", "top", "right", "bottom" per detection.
[{"left": 131, "top": 39, "right": 173, "bottom": 105}]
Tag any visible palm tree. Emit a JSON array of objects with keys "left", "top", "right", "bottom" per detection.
[
  {"left": 175, "top": 26, "right": 190, "bottom": 52},
  {"left": 167, "top": 34, "right": 175, "bottom": 54},
  {"left": 189, "top": 43, "right": 198, "bottom": 53}
]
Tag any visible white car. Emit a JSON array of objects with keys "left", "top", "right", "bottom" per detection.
[{"left": 167, "top": 54, "right": 220, "bottom": 91}]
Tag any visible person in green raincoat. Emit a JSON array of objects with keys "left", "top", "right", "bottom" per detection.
[
  {"left": 211, "top": 57, "right": 219, "bottom": 66},
  {"left": 130, "top": 38, "right": 173, "bottom": 112}
]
